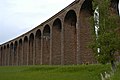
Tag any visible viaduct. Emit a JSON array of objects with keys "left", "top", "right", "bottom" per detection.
[{"left": 0, "top": 0, "right": 119, "bottom": 66}]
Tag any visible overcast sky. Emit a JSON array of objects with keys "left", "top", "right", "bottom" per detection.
[
  {"left": 0, "top": 0, "right": 120, "bottom": 44},
  {"left": 0, "top": 0, "right": 75, "bottom": 44}
]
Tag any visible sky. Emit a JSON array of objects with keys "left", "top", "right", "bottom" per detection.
[{"left": 0, "top": 0, "right": 75, "bottom": 44}]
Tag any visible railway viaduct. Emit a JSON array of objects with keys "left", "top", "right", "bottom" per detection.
[{"left": 0, "top": 0, "right": 119, "bottom": 66}]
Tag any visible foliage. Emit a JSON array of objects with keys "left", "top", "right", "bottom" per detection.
[{"left": 90, "top": 0, "right": 120, "bottom": 65}]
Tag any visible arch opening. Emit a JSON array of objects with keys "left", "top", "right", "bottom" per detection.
[
  {"left": 78, "top": 0, "right": 95, "bottom": 64},
  {"left": 4, "top": 45, "right": 6, "bottom": 49},
  {"left": 10, "top": 42, "right": 14, "bottom": 65},
  {"left": 23, "top": 36, "right": 28, "bottom": 65},
  {"left": 7, "top": 44, "right": 9, "bottom": 48},
  {"left": 53, "top": 18, "right": 62, "bottom": 31},
  {"left": 14, "top": 41, "right": 18, "bottom": 56},
  {"left": 6, "top": 44, "right": 9, "bottom": 66},
  {"left": 35, "top": 29, "right": 41, "bottom": 38},
  {"left": 52, "top": 18, "right": 62, "bottom": 65},
  {"left": 24, "top": 36, "right": 28, "bottom": 42},
  {"left": 18, "top": 39, "right": 23, "bottom": 65},
  {"left": 35, "top": 29, "right": 41, "bottom": 65},
  {"left": 65, "top": 10, "right": 77, "bottom": 27},
  {"left": 43, "top": 25, "right": 50, "bottom": 37},
  {"left": 81, "top": 0, "right": 93, "bottom": 16},
  {"left": 29, "top": 33, "right": 34, "bottom": 41},
  {"left": 63, "top": 10, "right": 77, "bottom": 65},
  {"left": 29, "top": 33, "right": 35, "bottom": 65},
  {"left": 110, "top": 0, "right": 119, "bottom": 15},
  {"left": 0, "top": 47, "right": 3, "bottom": 66},
  {"left": 14, "top": 41, "right": 18, "bottom": 65},
  {"left": 3, "top": 45, "right": 6, "bottom": 66},
  {"left": 2, "top": 45, "right": 6, "bottom": 66},
  {"left": 42, "top": 25, "right": 50, "bottom": 65}
]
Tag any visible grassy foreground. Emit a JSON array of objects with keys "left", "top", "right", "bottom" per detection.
[{"left": 0, "top": 64, "right": 119, "bottom": 80}]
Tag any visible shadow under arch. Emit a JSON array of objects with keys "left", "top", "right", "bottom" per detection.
[
  {"left": 79, "top": 0, "right": 95, "bottom": 64},
  {"left": 35, "top": 29, "right": 41, "bottom": 65},
  {"left": 42, "top": 25, "right": 50, "bottom": 65},
  {"left": 3, "top": 45, "right": 6, "bottom": 66},
  {"left": 29, "top": 33, "right": 35, "bottom": 65},
  {"left": 0, "top": 47, "right": 3, "bottom": 66},
  {"left": 18, "top": 39, "right": 23, "bottom": 65},
  {"left": 23, "top": 36, "right": 28, "bottom": 65},
  {"left": 6, "top": 44, "right": 9, "bottom": 66},
  {"left": 52, "top": 18, "right": 62, "bottom": 65},
  {"left": 14, "top": 41, "right": 18, "bottom": 65},
  {"left": 10, "top": 42, "right": 14, "bottom": 65},
  {"left": 110, "top": 0, "right": 119, "bottom": 15},
  {"left": 63, "top": 10, "right": 77, "bottom": 65}
]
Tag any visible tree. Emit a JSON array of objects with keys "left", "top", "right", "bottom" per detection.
[{"left": 90, "top": 0, "right": 120, "bottom": 72}]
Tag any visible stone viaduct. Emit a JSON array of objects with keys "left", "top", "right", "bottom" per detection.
[{"left": 0, "top": 0, "right": 119, "bottom": 66}]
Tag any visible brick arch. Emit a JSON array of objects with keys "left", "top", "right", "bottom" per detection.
[
  {"left": 35, "top": 29, "right": 41, "bottom": 65},
  {"left": 29, "top": 33, "right": 35, "bottom": 65},
  {"left": 10, "top": 42, "right": 14, "bottom": 65},
  {"left": 43, "top": 25, "right": 50, "bottom": 36},
  {"left": 0, "top": 47, "right": 3, "bottom": 66},
  {"left": 4, "top": 45, "right": 6, "bottom": 49},
  {"left": 110, "top": 0, "right": 119, "bottom": 15},
  {"left": 14, "top": 41, "right": 18, "bottom": 65},
  {"left": 18, "top": 39, "right": 23, "bottom": 65},
  {"left": 42, "top": 25, "right": 50, "bottom": 65},
  {"left": 3, "top": 45, "right": 6, "bottom": 66},
  {"left": 52, "top": 18, "right": 62, "bottom": 65},
  {"left": 63, "top": 10, "right": 77, "bottom": 65},
  {"left": 23, "top": 36, "right": 28, "bottom": 65},
  {"left": 80, "top": 0, "right": 93, "bottom": 15},
  {"left": 79, "top": 0, "right": 94, "bottom": 64},
  {"left": 6, "top": 44, "right": 9, "bottom": 66}
]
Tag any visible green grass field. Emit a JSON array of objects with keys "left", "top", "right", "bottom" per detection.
[{"left": 0, "top": 64, "right": 119, "bottom": 80}]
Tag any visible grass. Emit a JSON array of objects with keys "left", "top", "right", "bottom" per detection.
[{"left": 0, "top": 64, "right": 119, "bottom": 80}]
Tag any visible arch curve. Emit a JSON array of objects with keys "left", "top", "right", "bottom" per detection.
[
  {"left": 63, "top": 10, "right": 77, "bottom": 65},
  {"left": 42, "top": 25, "right": 51, "bottom": 65},
  {"left": 18, "top": 39, "right": 23, "bottom": 65},
  {"left": 52, "top": 18, "right": 62, "bottom": 65},
  {"left": 29, "top": 33, "right": 35, "bottom": 65},
  {"left": 2, "top": 45, "right": 6, "bottom": 66},
  {"left": 110, "top": 0, "right": 119, "bottom": 15},
  {"left": 24, "top": 36, "right": 28, "bottom": 42},
  {"left": 14, "top": 41, "right": 18, "bottom": 65},
  {"left": 53, "top": 18, "right": 62, "bottom": 31},
  {"left": 79, "top": 0, "right": 94, "bottom": 64},
  {"left": 10, "top": 42, "right": 14, "bottom": 65},
  {"left": 0, "top": 46, "right": 3, "bottom": 66},
  {"left": 64, "top": 10, "right": 77, "bottom": 26},
  {"left": 35, "top": 29, "right": 41, "bottom": 65},
  {"left": 6, "top": 44, "right": 9, "bottom": 66},
  {"left": 23, "top": 36, "right": 29, "bottom": 65},
  {"left": 43, "top": 25, "right": 50, "bottom": 37}
]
